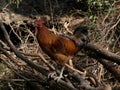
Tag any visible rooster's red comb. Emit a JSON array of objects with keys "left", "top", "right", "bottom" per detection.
[{"left": 35, "top": 18, "right": 45, "bottom": 25}]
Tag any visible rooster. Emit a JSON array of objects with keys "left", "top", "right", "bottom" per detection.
[{"left": 34, "top": 17, "right": 88, "bottom": 81}]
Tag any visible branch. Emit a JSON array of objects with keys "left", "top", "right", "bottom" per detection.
[
  {"left": 83, "top": 43, "right": 120, "bottom": 65},
  {"left": 97, "top": 59, "right": 120, "bottom": 82},
  {"left": 0, "top": 19, "right": 48, "bottom": 76},
  {"left": 81, "top": 43, "right": 120, "bottom": 82}
]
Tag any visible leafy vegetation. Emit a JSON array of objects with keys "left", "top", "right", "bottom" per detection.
[{"left": 10, "top": 0, "right": 22, "bottom": 7}]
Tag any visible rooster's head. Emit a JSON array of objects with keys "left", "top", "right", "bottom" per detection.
[{"left": 34, "top": 17, "right": 45, "bottom": 34}]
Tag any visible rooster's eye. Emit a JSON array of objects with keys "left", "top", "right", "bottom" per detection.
[{"left": 36, "top": 24, "right": 41, "bottom": 27}]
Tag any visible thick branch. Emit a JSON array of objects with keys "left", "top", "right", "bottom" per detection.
[
  {"left": 0, "top": 19, "right": 48, "bottom": 76},
  {"left": 97, "top": 59, "right": 120, "bottom": 82},
  {"left": 81, "top": 43, "right": 120, "bottom": 82},
  {"left": 83, "top": 43, "right": 120, "bottom": 65}
]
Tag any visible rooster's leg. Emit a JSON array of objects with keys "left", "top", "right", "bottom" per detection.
[
  {"left": 69, "top": 59, "right": 73, "bottom": 67},
  {"left": 48, "top": 66, "right": 65, "bottom": 82},
  {"left": 54, "top": 66, "right": 65, "bottom": 82},
  {"left": 48, "top": 71, "right": 57, "bottom": 78}
]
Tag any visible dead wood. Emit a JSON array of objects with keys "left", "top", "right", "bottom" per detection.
[
  {"left": 0, "top": 19, "right": 48, "bottom": 76},
  {"left": 83, "top": 43, "right": 120, "bottom": 65},
  {"left": 97, "top": 59, "right": 120, "bottom": 82},
  {"left": 81, "top": 43, "right": 120, "bottom": 82},
  {"left": 0, "top": 17, "right": 120, "bottom": 89}
]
